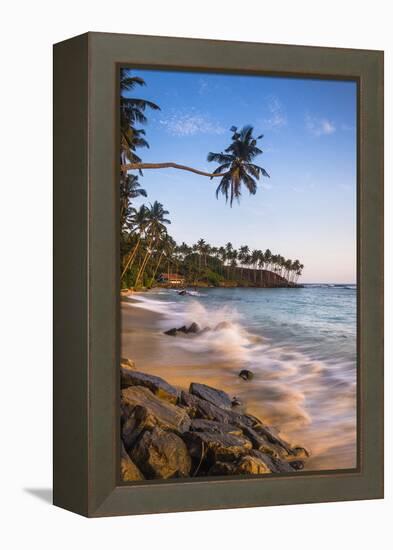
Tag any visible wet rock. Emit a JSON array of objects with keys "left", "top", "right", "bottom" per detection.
[
  {"left": 186, "top": 322, "right": 200, "bottom": 334},
  {"left": 121, "top": 368, "right": 178, "bottom": 403},
  {"left": 121, "top": 357, "right": 136, "bottom": 370},
  {"left": 189, "top": 382, "right": 232, "bottom": 410},
  {"left": 289, "top": 460, "right": 305, "bottom": 470},
  {"left": 176, "top": 325, "right": 188, "bottom": 333},
  {"left": 235, "top": 455, "right": 272, "bottom": 475},
  {"left": 121, "top": 386, "right": 190, "bottom": 433},
  {"left": 122, "top": 405, "right": 152, "bottom": 452},
  {"left": 239, "top": 369, "right": 254, "bottom": 381},
  {"left": 164, "top": 328, "right": 178, "bottom": 336},
  {"left": 131, "top": 427, "right": 192, "bottom": 479},
  {"left": 252, "top": 424, "right": 293, "bottom": 455},
  {"left": 189, "top": 419, "right": 243, "bottom": 437},
  {"left": 121, "top": 443, "right": 144, "bottom": 481},
  {"left": 184, "top": 431, "right": 252, "bottom": 465}
]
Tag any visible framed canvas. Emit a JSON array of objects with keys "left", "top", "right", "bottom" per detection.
[{"left": 53, "top": 32, "right": 384, "bottom": 517}]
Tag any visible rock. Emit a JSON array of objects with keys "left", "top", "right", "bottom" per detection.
[
  {"left": 121, "top": 369, "right": 178, "bottom": 403},
  {"left": 189, "top": 382, "right": 232, "bottom": 410},
  {"left": 121, "top": 386, "right": 191, "bottom": 433},
  {"left": 122, "top": 405, "right": 152, "bottom": 452},
  {"left": 199, "top": 326, "right": 211, "bottom": 335},
  {"left": 214, "top": 321, "right": 232, "bottom": 330},
  {"left": 186, "top": 322, "right": 200, "bottom": 334},
  {"left": 252, "top": 424, "right": 293, "bottom": 455},
  {"left": 250, "top": 450, "right": 296, "bottom": 473},
  {"left": 121, "top": 357, "right": 136, "bottom": 370},
  {"left": 176, "top": 325, "right": 188, "bottom": 333},
  {"left": 183, "top": 431, "right": 252, "bottom": 465},
  {"left": 239, "top": 369, "right": 254, "bottom": 380},
  {"left": 121, "top": 443, "right": 144, "bottom": 481},
  {"left": 231, "top": 396, "right": 242, "bottom": 407},
  {"left": 235, "top": 455, "right": 272, "bottom": 475},
  {"left": 289, "top": 460, "right": 305, "bottom": 470},
  {"left": 292, "top": 446, "right": 310, "bottom": 459},
  {"left": 189, "top": 419, "right": 243, "bottom": 437},
  {"left": 164, "top": 328, "right": 178, "bottom": 336},
  {"left": 131, "top": 427, "right": 191, "bottom": 479}
]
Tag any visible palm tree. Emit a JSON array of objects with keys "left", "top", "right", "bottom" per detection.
[
  {"left": 121, "top": 204, "right": 150, "bottom": 280},
  {"left": 120, "top": 174, "right": 147, "bottom": 227},
  {"left": 207, "top": 126, "right": 270, "bottom": 206},
  {"left": 134, "top": 202, "right": 171, "bottom": 287},
  {"left": 120, "top": 70, "right": 160, "bottom": 164}
]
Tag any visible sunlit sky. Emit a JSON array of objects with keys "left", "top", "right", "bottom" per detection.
[{"left": 124, "top": 69, "right": 357, "bottom": 284}]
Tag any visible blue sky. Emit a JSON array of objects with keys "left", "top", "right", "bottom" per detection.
[{"left": 124, "top": 69, "right": 357, "bottom": 283}]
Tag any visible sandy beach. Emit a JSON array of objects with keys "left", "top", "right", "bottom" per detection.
[{"left": 121, "top": 292, "right": 356, "bottom": 471}]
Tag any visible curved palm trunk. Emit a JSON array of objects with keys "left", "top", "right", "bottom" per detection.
[
  {"left": 151, "top": 250, "right": 165, "bottom": 283},
  {"left": 121, "top": 236, "right": 142, "bottom": 280},
  {"left": 121, "top": 162, "right": 229, "bottom": 178},
  {"left": 135, "top": 233, "right": 156, "bottom": 287}
]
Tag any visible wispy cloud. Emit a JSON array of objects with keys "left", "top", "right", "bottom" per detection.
[
  {"left": 263, "top": 96, "right": 287, "bottom": 129},
  {"left": 305, "top": 114, "right": 336, "bottom": 136},
  {"left": 159, "top": 110, "right": 225, "bottom": 137}
]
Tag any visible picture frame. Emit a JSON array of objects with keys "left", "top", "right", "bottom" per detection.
[{"left": 53, "top": 32, "right": 384, "bottom": 517}]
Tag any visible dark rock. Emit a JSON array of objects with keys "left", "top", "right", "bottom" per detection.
[
  {"left": 176, "top": 325, "right": 188, "bottom": 333},
  {"left": 121, "top": 386, "right": 191, "bottom": 433},
  {"left": 183, "top": 431, "right": 252, "bottom": 465},
  {"left": 121, "top": 442, "right": 144, "bottom": 481},
  {"left": 164, "top": 328, "right": 178, "bottom": 336},
  {"left": 186, "top": 322, "right": 200, "bottom": 334},
  {"left": 121, "top": 405, "right": 149, "bottom": 452},
  {"left": 121, "top": 368, "right": 178, "bottom": 403},
  {"left": 289, "top": 460, "right": 305, "bottom": 470},
  {"left": 131, "top": 427, "right": 192, "bottom": 479},
  {"left": 239, "top": 370, "right": 253, "bottom": 382},
  {"left": 121, "top": 357, "right": 136, "bottom": 370},
  {"left": 189, "top": 419, "right": 243, "bottom": 437},
  {"left": 189, "top": 382, "right": 232, "bottom": 410},
  {"left": 252, "top": 424, "right": 293, "bottom": 455}
]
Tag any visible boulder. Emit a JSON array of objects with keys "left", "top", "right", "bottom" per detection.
[
  {"left": 239, "top": 369, "right": 254, "bottom": 380},
  {"left": 131, "top": 427, "right": 191, "bottom": 479},
  {"left": 183, "top": 431, "right": 252, "bottom": 465},
  {"left": 231, "top": 396, "right": 242, "bottom": 407},
  {"left": 121, "top": 369, "right": 178, "bottom": 403},
  {"left": 121, "top": 443, "right": 144, "bottom": 482},
  {"left": 292, "top": 446, "right": 310, "bottom": 459},
  {"left": 189, "top": 419, "right": 243, "bottom": 437},
  {"left": 122, "top": 405, "right": 152, "bottom": 452},
  {"left": 235, "top": 455, "right": 272, "bottom": 475},
  {"left": 121, "top": 357, "right": 136, "bottom": 370},
  {"left": 252, "top": 424, "right": 293, "bottom": 455},
  {"left": 121, "top": 386, "right": 190, "bottom": 433},
  {"left": 189, "top": 382, "right": 232, "bottom": 410}
]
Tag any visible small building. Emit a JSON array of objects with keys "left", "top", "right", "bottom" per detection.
[{"left": 158, "top": 273, "right": 185, "bottom": 285}]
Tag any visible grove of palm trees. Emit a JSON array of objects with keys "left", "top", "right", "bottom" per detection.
[{"left": 119, "top": 68, "right": 304, "bottom": 290}]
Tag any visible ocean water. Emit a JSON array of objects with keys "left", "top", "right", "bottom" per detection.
[{"left": 128, "top": 285, "right": 357, "bottom": 470}]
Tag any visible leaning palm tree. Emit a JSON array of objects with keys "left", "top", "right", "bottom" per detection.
[
  {"left": 207, "top": 125, "right": 270, "bottom": 206},
  {"left": 134, "top": 202, "right": 171, "bottom": 287},
  {"left": 121, "top": 204, "right": 150, "bottom": 280}
]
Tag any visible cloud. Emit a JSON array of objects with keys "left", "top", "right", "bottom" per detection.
[
  {"left": 159, "top": 110, "right": 225, "bottom": 137},
  {"left": 263, "top": 96, "right": 287, "bottom": 129},
  {"left": 306, "top": 114, "right": 336, "bottom": 136}
]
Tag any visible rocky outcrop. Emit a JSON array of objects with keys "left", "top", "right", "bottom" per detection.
[{"left": 120, "top": 363, "right": 309, "bottom": 482}]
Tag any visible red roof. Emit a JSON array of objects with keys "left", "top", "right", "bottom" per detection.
[{"left": 160, "top": 273, "right": 184, "bottom": 280}]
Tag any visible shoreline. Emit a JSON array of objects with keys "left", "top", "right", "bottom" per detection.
[{"left": 121, "top": 291, "right": 356, "bottom": 471}]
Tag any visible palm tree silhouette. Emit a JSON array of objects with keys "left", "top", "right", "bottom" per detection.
[{"left": 207, "top": 126, "right": 270, "bottom": 206}]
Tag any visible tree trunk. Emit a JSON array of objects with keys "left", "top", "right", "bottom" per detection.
[{"left": 121, "top": 161, "right": 229, "bottom": 178}]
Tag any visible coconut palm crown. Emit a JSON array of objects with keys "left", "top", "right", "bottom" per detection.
[{"left": 207, "top": 125, "right": 270, "bottom": 206}]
